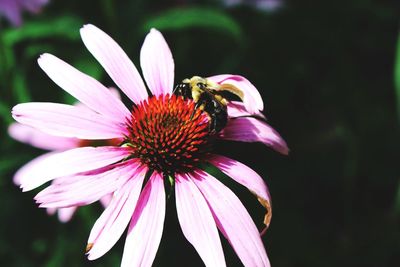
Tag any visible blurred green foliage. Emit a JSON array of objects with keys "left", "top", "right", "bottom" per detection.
[
  {"left": 142, "top": 7, "right": 243, "bottom": 40},
  {"left": 1, "top": 0, "right": 400, "bottom": 267},
  {"left": 395, "top": 30, "right": 400, "bottom": 121}
]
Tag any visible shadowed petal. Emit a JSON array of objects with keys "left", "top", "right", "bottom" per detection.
[
  {"left": 207, "top": 74, "right": 263, "bottom": 114},
  {"left": 121, "top": 173, "right": 166, "bottom": 267},
  {"left": 99, "top": 194, "right": 113, "bottom": 208},
  {"left": 227, "top": 101, "right": 266, "bottom": 120},
  {"left": 140, "top": 29, "right": 174, "bottom": 96},
  {"left": 192, "top": 170, "right": 270, "bottom": 267},
  {"left": 0, "top": 0, "right": 22, "bottom": 26},
  {"left": 35, "top": 160, "right": 141, "bottom": 209},
  {"left": 219, "top": 117, "right": 289, "bottom": 155},
  {"left": 80, "top": 24, "right": 148, "bottom": 104},
  {"left": 18, "top": 146, "right": 131, "bottom": 191},
  {"left": 12, "top": 102, "right": 126, "bottom": 140},
  {"left": 8, "top": 123, "right": 78, "bottom": 151},
  {"left": 57, "top": 207, "right": 77, "bottom": 223},
  {"left": 38, "top": 53, "right": 130, "bottom": 123},
  {"left": 86, "top": 165, "right": 146, "bottom": 260},
  {"left": 209, "top": 155, "right": 272, "bottom": 231},
  {"left": 176, "top": 174, "right": 226, "bottom": 267},
  {"left": 22, "top": 0, "right": 49, "bottom": 13}
]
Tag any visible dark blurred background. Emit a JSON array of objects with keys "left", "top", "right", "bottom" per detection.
[{"left": 1, "top": 0, "right": 400, "bottom": 266}]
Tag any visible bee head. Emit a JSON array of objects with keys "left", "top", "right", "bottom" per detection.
[{"left": 173, "top": 81, "right": 193, "bottom": 99}]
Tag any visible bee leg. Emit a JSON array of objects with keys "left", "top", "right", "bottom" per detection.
[
  {"left": 208, "top": 113, "right": 218, "bottom": 135},
  {"left": 190, "top": 101, "right": 205, "bottom": 120}
]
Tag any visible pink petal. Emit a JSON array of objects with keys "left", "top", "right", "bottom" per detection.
[
  {"left": 99, "top": 194, "right": 113, "bottom": 208},
  {"left": 207, "top": 74, "right": 264, "bottom": 114},
  {"left": 21, "top": 0, "right": 49, "bottom": 13},
  {"left": 175, "top": 174, "right": 226, "bottom": 267},
  {"left": 108, "top": 87, "right": 121, "bottom": 99},
  {"left": 8, "top": 123, "right": 78, "bottom": 151},
  {"left": 140, "top": 29, "right": 174, "bottom": 97},
  {"left": 209, "top": 154, "right": 272, "bottom": 231},
  {"left": 86, "top": 166, "right": 146, "bottom": 260},
  {"left": 13, "top": 152, "right": 57, "bottom": 185},
  {"left": 12, "top": 102, "right": 126, "bottom": 140},
  {"left": 46, "top": 207, "right": 56, "bottom": 215},
  {"left": 37, "top": 53, "right": 130, "bottom": 123},
  {"left": 80, "top": 24, "right": 148, "bottom": 104},
  {"left": 57, "top": 207, "right": 77, "bottom": 223},
  {"left": 192, "top": 170, "right": 270, "bottom": 267},
  {"left": 35, "top": 160, "right": 141, "bottom": 209},
  {"left": 18, "top": 146, "right": 131, "bottom": 191},
  {"left": 227, "top": 101, "right": 266, "bottom": 120},
  {"left": 121, "top": 173, "right": 166, "bottom": 267},
  {"left": 219, "top": 117, "right": 289, "bottom": 155},
  {"left": 0, "top": 0, "right": 22, "bottom": 26}
]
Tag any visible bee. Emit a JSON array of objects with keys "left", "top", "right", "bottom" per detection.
[{"left": 173, "top": 76, "right": 244, "bottom": 134}]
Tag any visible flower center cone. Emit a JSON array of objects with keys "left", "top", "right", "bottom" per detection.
[{"left": 125, "top": 94, "right": 210, "bottom": 175}]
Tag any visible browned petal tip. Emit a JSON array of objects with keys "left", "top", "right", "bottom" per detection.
[
  {"left": 85, "top": 243, "right": 94, "bottom": 253},
  {"left": 257, "top": 196, "right": 272, "bottom": 235}
]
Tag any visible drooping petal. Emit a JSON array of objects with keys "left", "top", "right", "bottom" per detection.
[
  {"left": 8, "top": 123, "right": 78, "bottom": 151},
  {"left": 12, "top": 102, "right": 126, "bottom": 140},
  {"left": 86, "top": 165, "right": 146, "bottom": 260},
  {"left": 227, "top": 101, "right": 266, "bottom": 120},
  {"left": 175, "top": 174, "right": 226, "bottom": 267},
  {"left": 13, "top": 151, "right": 57, "bottom": 186},
  {"left": 219, "top": 117, "right": 289, "bottom": 155},
  {"left": 18, "top": 146, "right": 131, "bottom": 191},
  {"left": 207, "top": 74, "right": 263, "bottom": 114},
  {"left": 80, "top": 24, "right": 148, "bottom": 104},
  {"left": 38, "top": 53, "right": 130, "bottom": 123},
  {"left": 209, "top": 155, "right": 272, "bottom": 231},
  {"left": 192, "top": 170, "right": 270, "bottom": 267},
  {"left": 35, "top": 160, "right": 141, "bottom": 209},
  {"left": 140, "top": 29, "right": 174, "bottom": 96},
  {"left": 121, "top": 173, "right": 166, "bottom": 267},
  {"left": 57, "top": 207, "right": 77, "bottom": 223}
]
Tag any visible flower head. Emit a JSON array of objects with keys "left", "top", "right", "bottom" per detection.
[
  {"left": 125, "top": 94, "right": 210, "bottom": 175},
  {"left": 12, "top": 24, "right": 288, "bottom": 267},
  {"left": 0, "top": 0, "right": 48, "bottom": 26}
]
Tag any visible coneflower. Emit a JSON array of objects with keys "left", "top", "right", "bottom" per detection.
[{"left": 12, "top": 24, "right": 288, "bottom": 267}]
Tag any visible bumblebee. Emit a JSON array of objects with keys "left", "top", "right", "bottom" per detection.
[{"left": 173, "top": 76, "right": 244, "bottom": 134}]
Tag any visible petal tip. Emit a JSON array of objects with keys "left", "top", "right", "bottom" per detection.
[
  {"left": 149, "top": 28, "right": 161, "bottom": 35},
  {"left": 81, "top": 24, "right": 95, "bottom": 30},
  {"left": 85, "top": 243, "right": 94, "bottom": 254},
  {"left": 37, "top": 52, "right": 54, "bottom": 63},
  {"left": 279, "top": 144, "right": 290, "bottom": 155},
  {"left": 80, "top": 24, "right": 98, "bottom": 38}
]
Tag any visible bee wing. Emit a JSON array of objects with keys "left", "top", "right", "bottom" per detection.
[{"left": 213, "top": 83, "right": 245, "bottom": 101}]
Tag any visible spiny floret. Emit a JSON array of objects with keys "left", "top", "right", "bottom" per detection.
[{"left": 126, "top": 94, "right": 209, "bottom": 174}]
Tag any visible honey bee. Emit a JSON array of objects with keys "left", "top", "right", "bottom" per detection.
[{"left": 173, "top": 76, "right": 244, "bottom": 134}]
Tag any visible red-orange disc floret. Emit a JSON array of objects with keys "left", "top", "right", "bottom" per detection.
[{"left": 125, "top": 94, "right": 210, "bottom": 175}]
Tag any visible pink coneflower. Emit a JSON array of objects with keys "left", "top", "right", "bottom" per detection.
[
  {"left": 0, "top": 0, "right": 48, "bottom": 26},
  {"left": 12, "top": 24, "right": 288, "bottom": 266}
]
